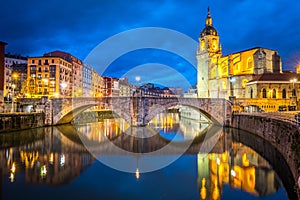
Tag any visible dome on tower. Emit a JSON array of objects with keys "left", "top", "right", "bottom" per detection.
[
  {"left": 200, "top": 26, "right": 218, "bottom": 37},
  {"left": 200, "top": 7, "right": 218, "bottom": 37}
]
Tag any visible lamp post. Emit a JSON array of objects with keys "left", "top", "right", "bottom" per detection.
[
  {"left": 290, "top": 78, "right": 297, "bottom": 111},
  {"left": 290, "top": 78, "right": 297, "bottom": 96},
  {"left": 60, "top": 82, "right": 68, "bottom": 98},
  {"left": 11, "top": 84, "right": 16, "bottom": 113}
]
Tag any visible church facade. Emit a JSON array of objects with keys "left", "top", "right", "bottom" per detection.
[{"left": 197, "top": 8, "right": 299, "bottom": 111}]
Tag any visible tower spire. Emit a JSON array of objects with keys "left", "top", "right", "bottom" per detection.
[
  {"left": 208, "top": 7, "right": 210, "bottom": 17},
  {"left": 206, "top": 7, "right": 213, "bottom": 26}
]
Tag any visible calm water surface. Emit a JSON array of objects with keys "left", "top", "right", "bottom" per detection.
[{"left": 0, "top": 113, "right": 296, "bottom": 200}]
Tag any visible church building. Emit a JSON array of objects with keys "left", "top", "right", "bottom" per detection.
[{"left": 197, "top": 8, "right": 300, "bottom": 111}]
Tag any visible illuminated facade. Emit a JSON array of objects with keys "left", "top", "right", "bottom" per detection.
[
  {"left": 197, "top": 8, "right": 282, "bottom": 99},
  {"left": 91, "top": 69, "right": 103, "bottom": 97},
  {"left": 4, "top": 54, "right": 27, "bottom": 98},
  {"left": 27, "top": 57, "right": 72, "bottom": 97},
  {"left": 82, "top": 63, "right": 92, "bottom": 97},
  {"left": 44, "top": 51, "right": 83, "bottom": 97},
  {"left": 197, "top": 145, "right": 280, "bottom": 199},
  {"left": 0, "top": 42, "right": 6, "bottom": 103},
  {"left": 102, "top": 76, "right": 119, "bottom": 97},
  {"left": 119, "top": 77, "right": 132, "bottom": 97}
]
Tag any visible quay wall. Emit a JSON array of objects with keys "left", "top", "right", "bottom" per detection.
[
  {"left": 231, "top": 114, "right": 300, "bottom": 196},
  {"left": 0, "top": 113, "right": 45, "bottom": 133}
]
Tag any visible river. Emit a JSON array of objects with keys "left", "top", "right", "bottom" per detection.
[{"left": 0, "top": 111, "right": 296, "bottom": 200}]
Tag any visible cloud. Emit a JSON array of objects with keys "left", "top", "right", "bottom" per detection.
[{"left": 1, "top": 0, "right": 300, "bottom": 74}]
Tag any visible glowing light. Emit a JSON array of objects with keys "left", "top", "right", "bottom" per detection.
[
  {"left": 49, "top": 153, "right": 54, "bottom": 164},
  {"left": 242, "top": 153, "right": 250, "bottom": 167},
  {"left": 60, "top": 82, "right": 68, "bottom": 88},
  {"left": 230, "top": 77, "right": 236, "bottom": 82},
  {"left": 40, "top": 165, "right": 47, "bottom": 178},
  {"left": 9, "top": 173, "right": 15, "bottom": 182},
  {"left": 231, "top": 169, "right": 236, "bottom": 177},
  {"left": 200, "top": 178, "right": 207, "bottom": 200},
  {"left": 11, "top": 162, "right": 16, "bottom": 173},
  {"left": 60, "top": 154, "right": 65, "bottom": 167},
  {"left": 135, "top": 76, "right": 141, "bottom": 82},
  {"left": 290, "top": 78, "right": 297, "bottom": 83},
  {"left": 12, "top": 73, "right": 18, "bottom": 79},
  {"left": 216, "top": 157, "right": 220, "bottom": 165},
  {"left": 135, "top": 168, "right": 140, "bottom": 179}
]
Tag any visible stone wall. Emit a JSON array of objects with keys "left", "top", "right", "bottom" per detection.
[
  {"left": 0, "top": 113, "right": 45, "bottom": 133},
  {"left": 231, "top": 114, "right": 300, "bottom": 196}
]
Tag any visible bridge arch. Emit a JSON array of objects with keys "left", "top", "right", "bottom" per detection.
[{"left": 51, "top": 97, "right": 231, "bottom": 126}]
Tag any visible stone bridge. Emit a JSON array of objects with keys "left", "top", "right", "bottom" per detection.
[
  {"left": 19, "top": 97, "right": 232, "bottom": 126},
  {"left": 51, "top": 97, "right": 232, "bottom": 126}
]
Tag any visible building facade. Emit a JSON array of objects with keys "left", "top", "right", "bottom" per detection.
[
  {"left": 0, "top": 41, "right": 7, "bottom": 107},
  {"left": 197, "top": 8, "right": 282, "bottom": 99},
  {"left": 44, "top": 51, "right": 83, "bottom": 97},
  {"left": 4, "top": 54, "right": 28, "bottom": 98},
  {"left": 27, "top": 56, "right": 72, "bottom": 97},
  {"left": 91, "top": 69, "right": 103, "bottom": 97},
  {"left": 119, "top": 77, "right": 132, "bottom": 97},
  {"left": 82, "top": 63, "right": 92, "bottom": 97},
  {"left": 11, "top": 64, "right": 27, "bottom": 97}
]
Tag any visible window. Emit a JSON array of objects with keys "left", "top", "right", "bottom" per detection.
[
  {"left": 50, "top": 65, "right": 56, "bottom": 72},
  {"left": 282, "top": 89, "right": 286, "bottom": 98},
  {"left": 45, "top": 59, "right": 49, "bottom": 65},
  {"left": 38, "top": 67, "right": 42, "bottom": 72},
  {"left": 32, "top": 60, "right": 35, "bottom": 64},
  {"left": 262, "top": 89, "right": 267, "bottom": 98},
  {"left": 250, "top": 88, "right": 253, "bottom": 98},
  {"left": 38, "top": 60, "right": 41, "bottom": 65},
  {"left": 247, "top": 57, "right": 254, "bottom": 70},
  {"left": 292, "top": 89, "right": 296, "bottom": 96},
  {"left": 52, "top": 59, "right": 54, "bottom": 63},
  {"left": 272, "top": 89, "right": 276, "bottom": 98},
  {"left": 30, "top": 66, "right": 36, "bottom": 71}
]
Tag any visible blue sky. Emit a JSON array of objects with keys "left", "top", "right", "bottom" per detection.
[{"left": 1, "top": 0, "right": 300, "bottom": 91}]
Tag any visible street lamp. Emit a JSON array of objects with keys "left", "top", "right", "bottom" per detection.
[
  {"left": 11, "top": 84, "right": 16, "bottom": 113},
  {"left": 60, "top": 82, "right": 68, "bottom": 97},
  {"left": 290, "top": 78, "right": 297, "bottom": 96}
]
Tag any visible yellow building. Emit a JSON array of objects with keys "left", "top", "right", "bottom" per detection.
[
  {"left": 91, "top": 69, "right": 103, "bottom": 97},
  {"left": 197, "top": 8, "right": 282, "bottom": 99},
  {"left": 27, "top": 57, "right": 72, "bottom": 98},
  {"left": 43, "top": 51, "right": 83, "bottom": 97}
]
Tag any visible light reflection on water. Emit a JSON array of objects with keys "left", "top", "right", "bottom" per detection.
[{"left": 0, "top": 112, "right": 294, "bottom": 200}]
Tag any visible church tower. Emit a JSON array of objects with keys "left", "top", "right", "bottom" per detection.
[{"left": 197, "top": 7, "right": 222, "bottom": 98}]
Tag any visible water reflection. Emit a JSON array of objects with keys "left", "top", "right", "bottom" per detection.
[
  {"left": 149, "top": 112, "right": 211, "bottom": 142},
  {"left": 0, "top": 112, "right": 297, "bottom": 199},
  {"left": 0, "top": 127, "right": 93, "bottom": 186}
]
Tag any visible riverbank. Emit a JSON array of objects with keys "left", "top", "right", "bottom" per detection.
[
  {"left": 231, "top": 114, "right": 300, "bottom": 198},
  {"left": 0, "top": 112, "right": 45, "bottom": 133}
]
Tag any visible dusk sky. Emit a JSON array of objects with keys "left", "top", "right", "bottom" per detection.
[{"left": 1, "top": 0, "right": 300, "bottom": 90}]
